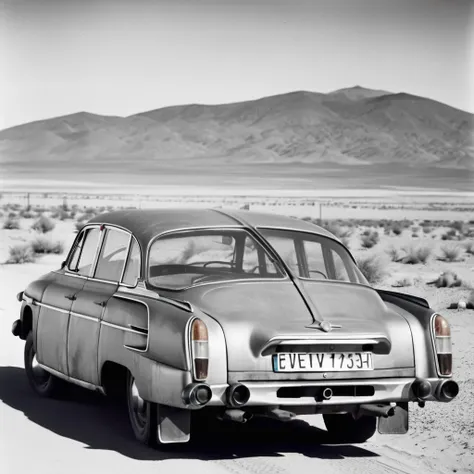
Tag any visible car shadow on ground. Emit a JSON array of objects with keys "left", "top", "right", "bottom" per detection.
[{"left": 0, "top": 366, "right": 380, "bottom": 462}]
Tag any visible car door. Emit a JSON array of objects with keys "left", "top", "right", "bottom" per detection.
[
  {"left": 35, "top": 226, "right": 101, "bottom": 375},
  {"left": 67, "top": 226, "right": 132, "bottom": 385}
]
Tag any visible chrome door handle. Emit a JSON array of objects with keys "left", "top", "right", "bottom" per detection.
[
  {"left": 65, "top": 294, "right": 77, "bottom": 301},
  {"left": 94, "top": 301, "right": 107, "bottom": 307}
]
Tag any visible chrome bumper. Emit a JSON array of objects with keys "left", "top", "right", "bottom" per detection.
[{"left": 187, "top": 377, "right": 459, "bottom": 408}]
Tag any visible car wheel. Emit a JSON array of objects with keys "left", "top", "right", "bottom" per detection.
[
  {"left": 323, "top": 413, "right": 377, "bottom": 443},
  {"left": 126, "top": 371, "right": 158, "bottom": 447},
  {"left": 24, "top": 331, "right": 64, "bottom": 397}
]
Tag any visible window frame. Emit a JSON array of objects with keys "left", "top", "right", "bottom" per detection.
[
  {"left": 256, "top": 226, "right": 367, "bottom": 285},
  {"left": 145, "top": 225, "right": 289, "bottom": 291},
  {"left": 65, "top": 223, "right": 142, "bottom": 287}
]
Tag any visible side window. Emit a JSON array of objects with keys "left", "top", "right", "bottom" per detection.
[
  {"left": 241, "top": 236, "right": 278, "bottom": 275},
  {"left": 331, "top": 249, "right": 351, "bottom": 282},
  {"left": 69, "top": 227, "right": 101, "bottom": 276},
  {"left": 94, "top": 229, "right": 130, "bottom": 282},
  {"left": 304, "top": 240, "right": 327, "bottom": 279},
  {"left": 122, "top": 239, "right": 141, "bottom": 286},
  {"left": 265, "top": 235, "right": 299, "bottom": 275}
]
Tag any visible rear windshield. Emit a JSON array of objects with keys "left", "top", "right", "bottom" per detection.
[
  {"left": 147, "top": 228, "right": 286, "bottom": 290},
  {"left": 258, "top": 228, "right": 368, "bottom": 285}
]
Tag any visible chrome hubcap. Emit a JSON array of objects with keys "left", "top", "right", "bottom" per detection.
[{"left": 130, "top": 379, "right": 147, "bottom": 428}]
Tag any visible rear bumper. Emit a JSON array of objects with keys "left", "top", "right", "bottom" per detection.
[{"left": 197, "top": 377, "right": 458, "bottom": 408}]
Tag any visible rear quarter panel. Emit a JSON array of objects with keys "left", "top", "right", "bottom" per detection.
[
  {"left": 377, "top": 291, "right": 439, "bottom": 378},
  {"left": 98, "top": 291, "right": 227, "bottom": 406}
]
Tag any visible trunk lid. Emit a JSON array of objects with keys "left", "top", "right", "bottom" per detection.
[{"left": 182, "top": 280, "right": 415, "bottom": 377}]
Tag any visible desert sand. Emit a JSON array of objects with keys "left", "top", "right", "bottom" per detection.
[{"left": 1, "top": 199, "right": 473, "bottom": 474}]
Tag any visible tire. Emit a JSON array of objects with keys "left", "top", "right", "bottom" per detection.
[
  {"left": 24, "top": 331, "right": 64, "bottom": 398},
  {"left": 323, "top": 413, "right": 377, "bottom": 444},
  {"left": 126, "top": 371, "right": 158, "bottom": 447}
]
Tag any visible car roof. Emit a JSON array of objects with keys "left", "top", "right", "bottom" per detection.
[{"left": 87, "top": 208, "right": 337, "bottom": 248}]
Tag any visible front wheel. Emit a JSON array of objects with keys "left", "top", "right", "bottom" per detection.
[
  {"left": 323, "top": 413, "right": 376, "bottom": 444},
  {"left": 24, "top": 331, "right": 64, "bottom": 397},
  {"left": 126, "top": 372, "right": 158, "bottom": 447}
]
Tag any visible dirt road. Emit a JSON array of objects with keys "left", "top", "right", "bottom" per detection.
[{"left": 1, "top": 259, "right": 472, "bottom": 474}]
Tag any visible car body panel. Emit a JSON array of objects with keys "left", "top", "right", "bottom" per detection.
[{"left": 13, "top": 208, "right": 457, "bottom": 422}]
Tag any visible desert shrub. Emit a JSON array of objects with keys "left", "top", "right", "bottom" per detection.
[
  {"left": 7, "top": 244, "right": 36, "bottom": 264},
  {"left": 31, "top": 236, "right": 64, "bottom": 255},
  {"left": 31, "top": 215, "right": 55, "bottom": 233},
  {"left": 8, "top": 211, "right": 17, "bottom": 218},
  {"left": 386, "top": 246, "right": 402, "bottom": 262},
  {"left": 412, "top": 233, "right": 419, "bottom": 238},
  {"left": 3, "top": 217, "right": 20, "bottom": 230},
  {"left": 392, "top": 277, "right": 413, "bottom": 288},
  {"left": 422, "top": 226, "right": 433, "bottom": 234},
  {"left": 75, "top": 221, "right": 85, "bottom": 233},
  {"left": 441, "top": 229, "right": 458, "bottom": 241},
  {"left": 392, "top": 224, "right": 403, "bottom": 236},
  {"left": 19, "top": 209, "right": 35, "bottom": 219},
  {"left": 439, "top": 244, "right": 463, "bottom": 262},
  {"left": 450, "top": 221, "right": 465, "bottom": 232},
  {"left": 51, "top": 208, "right": 70, "bottom": 221},
  {"left": 428, "top": 271, "right": 463, "bottom": 288},
  {"left": 401, "top": 245, "right": 432, "bottom": 264},
  {"left": 356, "top": 254, "right": 387, "bottom": 284},
  {"left": 361, "top": 230, "right": 380, "bottom": 249},
  {"left": 325, "top": 222, "right": 353, "bottom": 240},
  {"left": 464, "top": 240, "right": 474, "bottom": 255}
]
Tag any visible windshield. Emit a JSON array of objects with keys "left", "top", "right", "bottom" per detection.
[
  {"left": 258, "top": 228, "right": 368, "bottom": 285},
  {"left": 147, "top": 228, "right": 286, "bottom": 290}
]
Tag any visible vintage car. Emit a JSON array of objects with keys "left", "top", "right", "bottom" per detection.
[{"left": 11, "top": 208, "right": 459, "bottom": 447}]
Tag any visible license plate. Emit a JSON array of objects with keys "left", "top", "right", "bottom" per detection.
[{"left": 272, "top": 352, "right": 373, "bottom": 372}]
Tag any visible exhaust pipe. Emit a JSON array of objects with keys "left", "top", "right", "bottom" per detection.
[
  {"left": 356, "top": 404, "right": 395, "bottom": 418},
  {"left": 411, "top": 378, "right": 432, "bottom": 400},
  {"left": 226, "top": 383, "right": 251, "bottom": 407},
  {"left": 182, "top": 383, "right": 212, "bottom": 406},
  {"left": 219, "top": 409, "right": 253, "bottom": 423},
  {"left": 435, "top": 379, "right": 459, "bottom": 402}
]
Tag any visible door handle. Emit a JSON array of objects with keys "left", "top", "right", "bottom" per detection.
[
  {"left": 65, "top": 294, "right": 77, "bottom": 301},
  {"left": 94, "top": 301, "right": 107, "bottom": 307}
]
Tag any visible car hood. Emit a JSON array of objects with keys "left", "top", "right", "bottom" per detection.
[{"left": 182, "top": 280, "right": 415, "bottom": 373}]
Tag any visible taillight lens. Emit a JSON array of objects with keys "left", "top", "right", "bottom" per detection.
[
  {"left": 433, "top": 314, "right": 452, "bottom": 376},
  {"left": 191, "top": 319, "right": 209, "bottom": 381}
]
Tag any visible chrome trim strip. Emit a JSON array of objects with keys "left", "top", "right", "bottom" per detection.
[
  {"left": 260, "top": 335, "right": 387, "bottom": 354},
  {"left": 38, "top": 363, "right": 105, "bottom": 394},
  {"left": 64, "top": 272, "right": 88, "bottom": 280},
  {"left": 119, "top": 234, "right": 133, "bottom": 284},
  {"left": 101, "top": 320, "right": 148, "bottom": 336},
  {"left": 70, "top": 312, "right": 98, "bottom": 323},
  {"left": 36, "top": 302, "right": 69, "bottom": 315}
]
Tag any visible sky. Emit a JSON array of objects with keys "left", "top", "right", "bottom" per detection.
[{"left": 1, "top": 0, "right": 473, "bottom": 130}]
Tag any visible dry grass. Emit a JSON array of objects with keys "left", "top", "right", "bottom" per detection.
[
  {"left": 355, "top": 253, "right": 387, "bottom": 284},
  {"left": 31, "top": 236, "right": 64, "bottom": 255},
  {"left": 464, "top": 240, "right": 474, "bottom": 255},
  {"left": 439, "top": 244, "right": 464, "bottom": 262},
  {"left": 3, "top": 217, "right": 20, "bottom": 230},
  {"left": 400, "top": 244, "right": 432, "bottom": 264},
  {"left": 31, "top": 215, "right": 55, "bottom": 233},
  {"left": 6, "top": 244, "right": 36, "bottom": 264},
  {"left": 360, "top": 230, "right": 380, "bottom": 248}
]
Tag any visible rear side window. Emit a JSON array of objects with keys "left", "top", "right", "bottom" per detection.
[
  {"left": 94, "top": 229, "right": 130, "bottom": 282},
  {"left": 122, "top": 239, "right": 141, "bottom": 286},
  {"left": 69, "top": 227, "right": 101, "bottom": 276}
]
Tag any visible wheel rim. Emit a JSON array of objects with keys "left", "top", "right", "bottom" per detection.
[
  {"left": 129, "top": 378, "right": 148, "bottom": 430},
  {"left": 29, "top": 347, "right": 50, "bottom": 388}
]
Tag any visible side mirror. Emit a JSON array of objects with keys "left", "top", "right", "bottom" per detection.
[{"left": 222, "top": 236, "right": 233, "bottom": 245}]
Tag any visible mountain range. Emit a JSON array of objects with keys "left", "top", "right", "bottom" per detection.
[{"left": 1, "top": 86, "right": 473, "bottom": 191}]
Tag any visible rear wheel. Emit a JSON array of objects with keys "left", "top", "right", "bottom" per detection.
[
  {"left": 126, "top": 372, "right": 158, "bottom": 447},
  {"left": 323, "top": 413, "right": 377, "bottom": 443},
  {"left": 24, "top": 331, "right": 64, "bottom": 397}
]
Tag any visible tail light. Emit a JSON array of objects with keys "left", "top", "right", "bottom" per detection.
[
  {"left": 432, "top": 314, "right": 452, "bottom": 376},
  {"left": 191, "top": 318, "right": 209, "bottom": 381}
]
